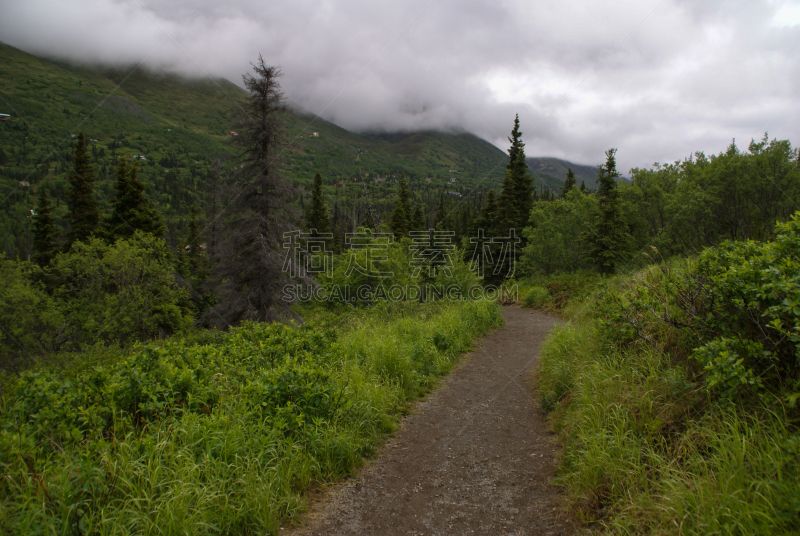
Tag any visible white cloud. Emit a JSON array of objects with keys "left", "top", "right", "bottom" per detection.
[
  {"left": 0, "top": 0, "right": 798, "bottom": 172},
  {"left": 773, "top": 2, "right": 800, "bottom": 26}
]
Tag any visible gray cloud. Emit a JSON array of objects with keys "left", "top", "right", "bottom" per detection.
[{"left": 1, "top": 0, "right": 798, "bottom": 173}]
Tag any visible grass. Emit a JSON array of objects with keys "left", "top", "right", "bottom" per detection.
[
  {"left": 0, "top": 299, "right": 502, "bottom": 534},
  {"left": 517, "top": 269, "right": 603, "bottom": 319},
  {"left": 535, "top": 268, "right": 800, "bottom": 534}
]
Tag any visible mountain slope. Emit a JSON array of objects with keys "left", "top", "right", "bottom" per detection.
[
  {"left": 0, "top": 41, "right": 579, "bottom": 258},
  {"left": 527, "top": 157, "right": 599, "bottom": 191}
]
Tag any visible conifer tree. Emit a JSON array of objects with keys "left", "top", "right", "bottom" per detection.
[
  {"left": 479, "top": 190, "right": 499, "bottom": 237},
  {"left": 580, "top": 180, "right": 586, "bottom": 192},
  {"left": 411, "top": 204, "right": 426, "bottom": 232},
  {"left": 390, "top": 176, "right": 412, "bottom": 238},
  {"left": 307, "top": 172, "right": 330, "bottom": 236},
  {"left": 505, "top": 114, "right": 534, "bottom": 229},
  {"left": 32, "top": 184, "right": 60, "bottom": 266},
  {"left": 584, "top": 148, "right": 631, "bottom": 274},
  {"left": 471, "top": 189, "right": 503, "bottom": 282},
  {"left": 562, "top": 168, "right": 576, "bottom": 197},
  {"left": 208, "top": 58, "right": 296, "bottom": 326},
  {"left": 66, "top": 132, "right": 100, "bottom": 247},
  {"left": 497, "top": 172, "right": 516, "bottom": 233},
  {"left": 434, "top": 190, "right": 449, "bottom": 231},
  {"left": 105, "top": 157, "right": 165, "bottom": 241}
]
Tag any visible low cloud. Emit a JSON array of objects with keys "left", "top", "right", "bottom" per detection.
[{"left": 1, "top": 0, "right": 798, "bottom": 172}]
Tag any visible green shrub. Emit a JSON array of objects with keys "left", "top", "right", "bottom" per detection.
[
  {"left": 0, "top": 257, "right": 64, "bottom": 370},
  {"left": 0, "top": 299, "right": 501, "bottom": 533},
  {"left": 51, "top": 232, "right": 193, "bottom": 348},
  {"left": 522, "top": 286, "right": 549, "bottom": 308},
  {"left": 536, "top": 214, "right": 800, "bottom": 533},
  {"left": 597, "top": 214, "right": 800, "bottom": 403}
]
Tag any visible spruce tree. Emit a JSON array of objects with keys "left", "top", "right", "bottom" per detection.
[
  {"left": 584, "top": 148, "right": 631, "bottom": 274},
  {"left": 32, "top": 184, "right": 60, "bottom": 266},
  {"left": 389, "top": 176, "right": 412, "bottom": 238},
  {"left": 562, "top": 168, "right": 576, "bottom": 197},
  {"left": 471, "top": 190, "right": 502, "bottom": 282},
  {"left": 497, "top": 171, "right": 516, "bottom": 233},
  {"left": 208, "top": 58, "right": 296, "bottom": 325},
  {"left": 434, "top": 190, "right": 449, "bottom": 231},
  {"left": 105, "top": 157, "right": 165, "bottom": 241},
  {"left": 505, "top": 114, "right": 534, "bottom": 229},
  {"left": 478, "top": 190, "right": 498, "bottom": 236},
  {"left": 411, "top": 204, "right": 426, "bottom": 232},
  {"left": 66, "top": 132, "right": 100, "bottom": 247},
  {"left": 307, "top": 172, "right": 330, "bottom": 236}
]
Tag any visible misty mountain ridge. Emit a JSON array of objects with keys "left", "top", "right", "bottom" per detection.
[
  {"left": 1, "top": 40, "right": 601, "bottom": 190},
  {"left": 0, "top": 40, "right": 610, "bottom": 259}
]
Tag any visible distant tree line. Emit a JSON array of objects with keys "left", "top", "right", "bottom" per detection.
[
  {"left": 521, "top": 135, "right": 800, "bottom": 275},
  {"left": 4, "top": 53, "right": 799, "bottom": 370}
]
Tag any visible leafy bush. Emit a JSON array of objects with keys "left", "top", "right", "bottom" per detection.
[
  {"left": 598, "top": 214, "right": 800, "bottom": 402},
  {"left": 536, "top": 214, "right": 800, "bottom": 534},
  {"left": 50, "top": 232, "right": 193, "bottom": 348},
  {"left": 522, "top": 286, "right": 549, "bottom": 308},
  {"left": 0, "top": 299, "right": 501, "bottom": 534},
  {"left": 521, "top": 189, "right": 597, "bottom": 275},
  {"left": 0, "top": 258, "right": 64, "bottom": 370},
  {"left": 315, "top": 228, "right": 481, "bottom": 309}
]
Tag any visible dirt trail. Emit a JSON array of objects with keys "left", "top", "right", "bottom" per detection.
[{"left": 289, "top": 307, "right": 574, "bottom": 536}]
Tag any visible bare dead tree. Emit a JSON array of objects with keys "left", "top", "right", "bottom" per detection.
[{"left": 204, "top": 57, "right": 298, "bottom": 327}]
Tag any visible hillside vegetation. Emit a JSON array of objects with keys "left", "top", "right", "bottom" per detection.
[
  {"left": 530, "top": 217, "right": 800, "bottom": 533},
  {"left": 514, "top": 130, "right": 800, "bottom": 533},
  {"left": 0, "top": 300, "right": 502, "bottom": 534},
  {"left": 0, "top": 42, "right": 546, "bottom": 260},
  {"left": 4, "top": 38, "right": 799, "bottom": 536}
]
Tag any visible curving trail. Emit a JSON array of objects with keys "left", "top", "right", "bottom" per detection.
[{"left": 289, "top": 307, "right": 574, "bottom": 536}]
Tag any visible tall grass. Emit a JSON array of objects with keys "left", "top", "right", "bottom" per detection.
[
  {"left": 0, "top": 299, "right": 502, "bottom": 534},
  {"left": 536, "top": 280, "right": 800, "bottom": 534}
]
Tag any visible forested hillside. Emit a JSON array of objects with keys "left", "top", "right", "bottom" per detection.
[
  {"left": 0, "top": 42, "right": 532, "bottom": 260},
  {"left": 3, "top": 35, "right": 799, "bottom": 535}
]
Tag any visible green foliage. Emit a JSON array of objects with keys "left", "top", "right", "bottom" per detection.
[
  {"left": 690, "top": 214, "right": 800, "bottom": 398},
  {"left": 31, "top": 184, "right": 60, "bottom": 266},
  {"left": 307, "top": 172, "right": 330, "bottom": 235},
  {"left": 561, "top": 168, "right": 576, "bottom": 197},
  {"left": 315, "top": 227, "right": 481, "bottom": 308},
  {"left": 0, "top": 299, "right": 501, "bottom": 533},
  {"left": 65, "top": 132, "right": 100, "bottom": 247},
  {"left": 598, "top": 214, "right": 800, "bottom": 401},
  {"left": 584, "top": 148, "right": 632, "bottom": 274},
  {"left": 536, "top": 218, "right": 800, "bottom": 533},
  {"left": 522, "top": 286, "right": 549, "bottom": 309},
  {"left": 505, "top": 114, "right": 534, "bottom": 231},
  {"left": 0, "top": 258, "right": 64, "bottom": 370},
  {"left": 50, "top": 232, "right": 192, "bottom": 348},
  {"left": 626, "top": 135, "right": 800, "bottom": 256},
  {"left": 389, "top": 176, "right": 412, "bottom": 238},
  {"left": 104, "top": 157, "right": 165, "bottom": 241},
  {"left": 522, "top": 189, "right": 597, "bottom": 275}
]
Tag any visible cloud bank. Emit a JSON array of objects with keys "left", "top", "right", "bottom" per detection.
[{"left": 1, "top": 0, "right": 798, "bottom": 172}]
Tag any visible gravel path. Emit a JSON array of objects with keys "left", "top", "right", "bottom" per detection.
[{"left": 288, "top": 306, "right": 574, "bottom": 536}]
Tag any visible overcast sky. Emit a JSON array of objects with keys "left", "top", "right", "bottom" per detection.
[{"left": 1, "top": 0, "right": 799, "bottom": 172}]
